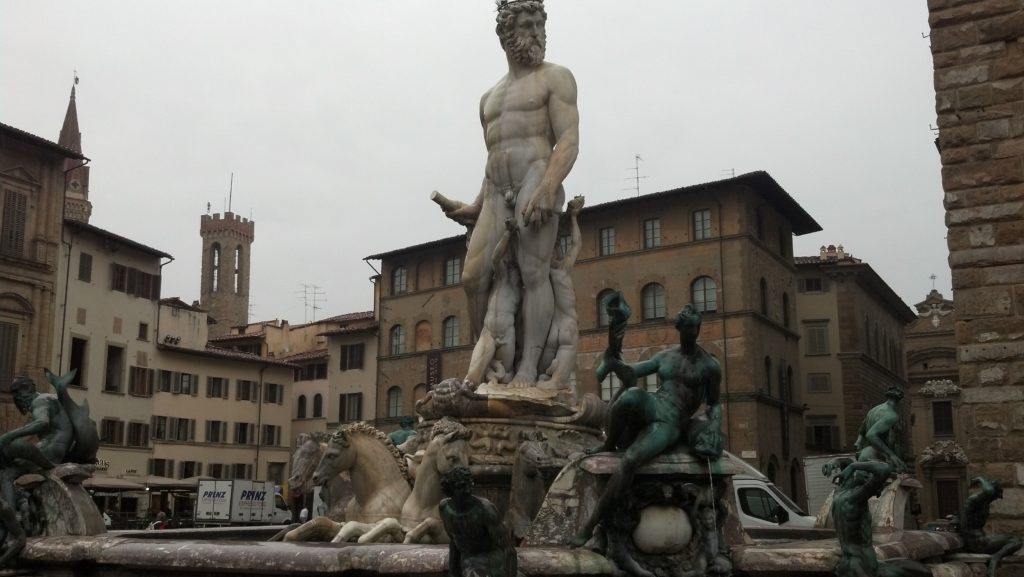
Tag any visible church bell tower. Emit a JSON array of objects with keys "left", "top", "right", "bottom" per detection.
[{"left": 199, "top": 211, "right": 254, "bottom": 336}]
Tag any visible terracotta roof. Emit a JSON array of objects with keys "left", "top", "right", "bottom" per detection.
[
  {"left": 0, "top": 122, "right": 87, "bottom": 160},
  {"left": 65, "top": 219, "right": 173, "bottom": 259},
  {"left": 158, "top": 343, "right": 297, "bottom": 368},
  {"left": 794, "top": 255, "right": 861, "bottom": 265},
  {"left": 320, "top": 320, "right": 379, "bottom": 336},
  {"left": 281, "top": 349, "right": 329, "bottom": 363},
  {"left": 365, "top": 171, "right": 821, "bottom": 260},
  {"left": 288, "top": 310, "right": 375, "bottom": 330},
  {"left": 159, "top": 297, "right": 205, "bottom": 313},
  {"left": 208, "top": 331, "right": 266, "bottom": 342}
]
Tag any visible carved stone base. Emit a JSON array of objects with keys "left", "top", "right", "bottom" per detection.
[{"left": 17, "top": 465, "right": 106, "bottom": 537}]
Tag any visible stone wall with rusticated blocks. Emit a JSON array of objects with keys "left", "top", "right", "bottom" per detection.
[{"left": 928, "top": 0, "right": 1024, "bottom": 535}]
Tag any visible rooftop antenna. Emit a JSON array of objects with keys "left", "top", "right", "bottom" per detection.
[
  {"left": 720, "top": 168, "right": 736, "bottom": 178},
  {"left": 228, "top": 172, "right": 233, "bottom": 213},
  {"left": 930, "top": 273, "right": 937, "bottom": 291},
  {"left": 206, "top": 202, "right": 211, "bottom": 215},
  {"left": 623, "top": 154, "right": 649, "bottom": 197},
  {"left": 297, "top": 284, "right": 326, "bottom": 323}
]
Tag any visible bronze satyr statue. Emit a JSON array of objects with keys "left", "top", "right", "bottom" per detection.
[
  {"left": 828, "top": 457, "right": 929, "bottom": 577},
  {"left": 388, "top": 416, "right": 417, "bottom": 447},
  {"left": 853, "top": 385, "right": 907, "bottom": 473},
  {"left": 962, "top": 477, "right": 1022, "bottom": 577},
  {"left": 440, "top": 466, "right": 517, "bottom": 577},
  {"left": 571, "top": 301, "right": 724, "bottom": 548}
]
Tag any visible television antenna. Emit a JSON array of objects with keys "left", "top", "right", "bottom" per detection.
[{"left": 623, "top": 154, "right": 649, "bottom": 197}]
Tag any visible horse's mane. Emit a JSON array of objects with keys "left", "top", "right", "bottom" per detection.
[{"left": 332, "top": 421, "right": 409, "bottom": 480}]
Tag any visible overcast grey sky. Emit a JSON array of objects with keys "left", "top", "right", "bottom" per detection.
[{"left": 1, "top": 1, "right": 946, "bottom": 323}]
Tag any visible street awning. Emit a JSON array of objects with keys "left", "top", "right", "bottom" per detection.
[
  {"left": 122, "top": 475, "right": 197, "bottom": 491},
  {"left": 82, "top": 477, "right": 147, "bottom": 491}
]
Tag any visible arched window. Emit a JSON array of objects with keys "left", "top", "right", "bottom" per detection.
[
  {"left": 442, "top": 316, "right": 460, "bottom": 348},
  {"left": 234, "top": 246, "right": 242, "bottom": 294},
  {"left": 600, "top": 373, "right": 622, "bottom": 402},
  {"left": 387, "top": 386, "right": 402, "bottom": 418},
  {"left": 392, "top": 266, "right": 408, "bottom": 296},
  {"left": 764, "top": 356, "right": 772, "bottom": 396},
  {"left": 313, "top": 393, "right": 323, "bottom": 418},
  {"left": 641, "top": 283, "right": 666, "bottom": 320},
  {"left": 760, "top": 278, "right": 768, "bottom": 316},
  {"left": 414, "top": 321, "right": 432, "bottom": 352},
  {"left": 785, "top": 366, "right": 794, "bottom": 402},
  {"left": 390, "top": 325, "right": 406, "bottom": 355},
  {"left": 766, "top": 457, "right": 779, "bottom": 483},
  {"left": 692, "top": 277, "right": 717, "bottom": 313},
  {"left": 597, "top": 289, "right": 616, "bottom": 327},
  {"left": 211, "top": 243, "right": 221, "bottom": 292},
  {"left": 782, "top": 292, "right": 790, "bottom": 328},
  {"left": 296, "top": 394, "right": 307, "bottom": 419}
]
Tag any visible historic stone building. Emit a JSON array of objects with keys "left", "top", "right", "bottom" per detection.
[
  {"left": 57, "top": 85, "right": 93, "bottom": 224},
  {"left": 928, "top": 0, "right": 1024, "bottom": 533},
  {"left": 199, "top": 211, "right": 254, "bottom": 337},
  {"left": 367, "top": 171, "right": 822, "bottom": 500},
  {"left": 905, "top": 289, "right": 965, "bottom": 524},
  {"left": 0, "top": 119, "right": 85, "bottom": 429},
  {"left": 794, "top": 245, "right": 915, "bottom": 457}
]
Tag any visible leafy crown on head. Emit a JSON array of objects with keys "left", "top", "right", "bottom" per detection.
[{"left": 495, "top": 0, "right": 543, "bottom": 11}]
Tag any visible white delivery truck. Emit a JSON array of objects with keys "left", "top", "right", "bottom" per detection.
[
  {"left": 195, "top": 479, "right": 291, "bottom": 525},
  {"left": 731, "top": 460, "right": 817, "bottom": 529}
]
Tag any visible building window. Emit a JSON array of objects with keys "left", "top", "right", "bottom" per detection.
[
  {"left": 206, "top": 376, "right": 228, "bottom": 398},
  {"left": 262, "top": 425, "right": 282, "bottom": 447},
  {"left": 392, "top": 266, "right": 408, "bottom": 295},
  {"left": 339, "top": 392, "right": 363, "bottom": 422},
  {"left": 764, "top": 357, "right": 772, "bottom": 396},
  {"left": 128, "top": 366, "right": 154, "bottom": 397},
  {"left": 313, "top": 393, "right": 323, "bottom": 418},
  {"left": 803, "top": 277, "right": 824, "bottom": 292},
  {"left": 234, "top": 422, "right": 255, "bottom": 445},
  {"left": 173, "top": 418, "right": 195, "bottom": 441},
  {"left": 643, "top": 218, "right": 661, "bottom": 249},
  {"left": 180, "top": 461, "right": 200, "bottom": 479},
  {"left": 808, "top": 373, "right": 832, "bottom": 393},
  {"left": 805, "top": 322, "right": 830, "bottom": 355},
  {"left": 69, "top": 337, "right": 87, "bottom": 388},
  {"left": 297, "top": 394, "right": 307, "bottom": 419},
  {"left": 236, "top": 379, "right": 256, "bottom": 401},
  {"left": 692, "top": 277, "right": 717, "bottom": 313},
  {"left": 264, "top": 383, "right": 284, "bottom": 404},
  {"left": 600, "top": 373, "right": 622, "bottom": 402},
  {"left": 390, "top": 325, "right": 406, "bottom": 355},
  {"left": 297, "top": 363, "right": 327, "bottom": 381},
  {"left": 0, "top": 321, "right": 16, "bottom": 393},
  {"left": 0, "top": 190, "right": 27, "bottom": 257},
  {"left": 387, "top": 386, "right": 402, "bottom": 418},
  {"left": 782, "top": 292, "right": 790, "bottom": 328},
  {"left": 205, "top": 420, "right": 228, "bottom": 443},
  {"left": 137, "top": 322, "right": 149, "bottom": 341},
  {"left": 442, "top": 316, "right": 460, "bottom": 348},
  {"left": 211, "top": 243, "right": 221, "bottom": 292},
  {"left": 152, "top": 416, "right": 167, "bottom": 440},
  {"left": 806, "top": 416, "right": 839, "bottom": 451},
  {"left": 104, "top": 345, "right": 125, "bottom": 393},
  {"left": 150, "top": 459, "right": 172, "bottom": 478},
  {"left": 78, "top": 252, "right": 93, "bottom": 282},
  {"left": 444, "top": 257, "right": 462, "bottom": 286},
  {"left": 597, "top": 289, "right": 616, "bottom": 327},
  {"left": 101, "top": 418, "right": 124, "bottom": 446},
  {"left": 933, "top": 400, "right": 954, "bottom": 436},
  {"left": 599, "top": 227, "right": 615, "bottom": 256},
  {"left": 693, "top": 209, "right": 711, "bottom": 241},
  {"left": 127, "top": 422, "right": 149, "bottom": 447},
  {"left": 557, "top": 234, "right": 570, "bottom": 258},
  {"left": 234, "top": 246, "right": 242, "bottom": 294},
  {"left": 340, "top": 343, "right": 364, "bottom": 370},
  {"left": 641, "top": 283, "right": 666, "bottom": 320},
  {"left": 760, "top": 278, "right": 768, "bottom": 315}
]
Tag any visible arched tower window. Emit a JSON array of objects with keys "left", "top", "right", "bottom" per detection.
[
  {"left": 297, "top": 394, "right": 307, "bottom": 419},
  {"left": 211, "top": 243, "right": 221, "bottom": 292},
  {"left": 313, "top": 394, "right": 323, "bottom": 418},
  {"left": 234, "top": 245, "right": 242, "bottom": 294}
]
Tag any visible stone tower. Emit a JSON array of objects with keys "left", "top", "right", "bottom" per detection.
[
  {"left": 200, "top": 212, "right": 254, "bottom": 337},
  {"left": 58, "top": 83, "right": 93, "bottom": 223}
]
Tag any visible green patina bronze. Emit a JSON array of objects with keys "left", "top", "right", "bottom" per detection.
[
  {"left": 962, "top": 477, "right": 1023, "bottom": 577},
  {"left": 853, "top": 386, "right": 907, "bottom": 473},
  {"left": 571, "top": 299, "right": 724, "bottom": 548},
  {"left": 439, "top": 467, "right": 517, "bottom": 577},
  {"left": 387, "top": 416, "right": 417, "bottom": 447}
]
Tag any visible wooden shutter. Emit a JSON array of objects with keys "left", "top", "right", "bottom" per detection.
[
  {"left": 222, "top": 379, "right": 229, "bottom": 399},
  {"left": 354, "top": 393, "right": 363, "bottom": 420},
  {"left": 0, "top": 321, "right": 18, "bottom": 393},
  {"left": 0, "top": 190, "right": 26, "bottom": 257},
  {"left": 192, "top": 375, "right": 199, "bottom": 396}
]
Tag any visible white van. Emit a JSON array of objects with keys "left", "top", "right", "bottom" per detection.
[{"left": 727, "top": 457, "right": 816, "bottom": 529}]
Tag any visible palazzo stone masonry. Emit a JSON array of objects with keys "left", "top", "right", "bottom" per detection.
[{"left": 929, "top": 0, "right": 1024, "bottom": 534}]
